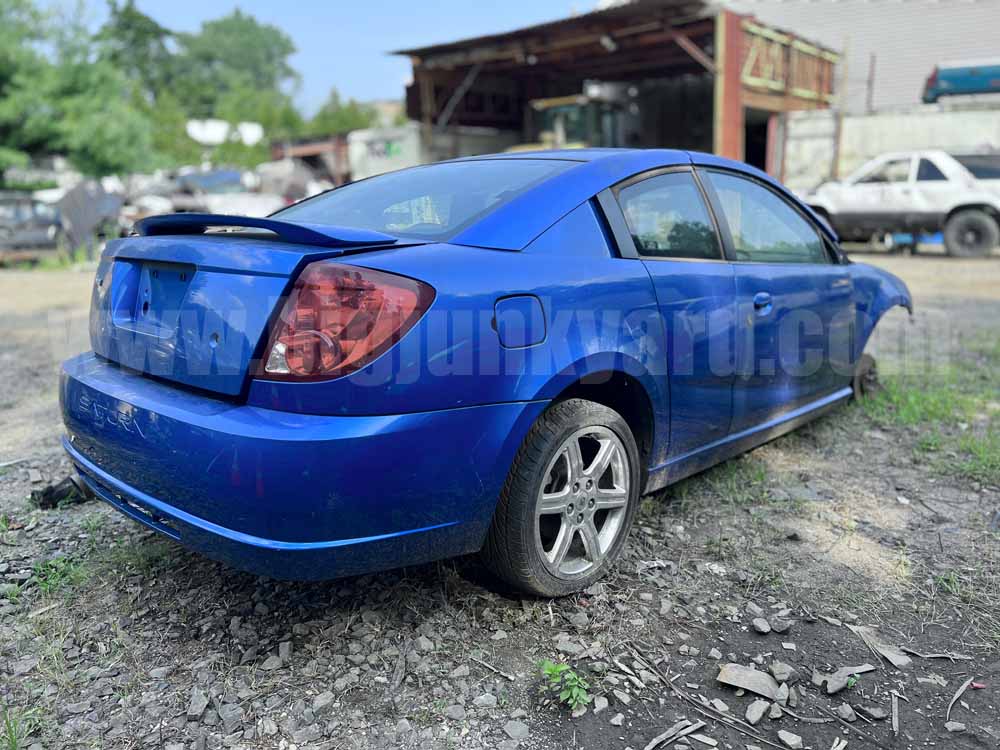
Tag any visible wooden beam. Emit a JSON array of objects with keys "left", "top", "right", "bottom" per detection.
[{"left": 666, "top": 29, "right": 716, "bottom": 74}]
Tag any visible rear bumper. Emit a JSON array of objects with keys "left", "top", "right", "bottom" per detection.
[{"left": 61, "top": 353, "right": 546, "bottom": 579}]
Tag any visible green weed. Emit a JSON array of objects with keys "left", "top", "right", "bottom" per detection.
[
  {"left": 1, "top": 705, "right": 40, "bottom": 750},
  {"left": 538, "top": 660, "right": 591, "bottom": 711},
  {"left": 31, "top": 557, "right": 87, "bottom": 594}
]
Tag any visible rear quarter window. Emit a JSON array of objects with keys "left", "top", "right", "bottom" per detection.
[{"left": 953, "top": 154, "right": 1000, "bottom": 179}]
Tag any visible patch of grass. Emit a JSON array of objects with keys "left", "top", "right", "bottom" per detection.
[
  {"left": 31, "top": 557, "right": 87, "bottom": 594},
  {"left": 933, "top": 570, "right": 963, "bottom": 596},
  {"left": 102, "top": 538, "right": 173, "bottom": 574},
  {"left": 538, "top": 660, "right": 591, "bottom": 711},
  {"left": 698, "top": 455, "right": 771, "bottom": 508},
  {"left": 80, "top": 513, "right": 105, "bottom": 551},
  {"left": 923, "top": 552, "right": 1000, "bottom": 652},
  {"left": 863, "top": 373, "right": 974, "bottom": 426},
  {"left": 914, "top": 431, "right": 943, "bottom": 455},
  {"left": 1, "top": 705, "right": 40, "bottom": 750},
  {"left": 953, "top": 430, "right": 1000, "bottom": 485}
]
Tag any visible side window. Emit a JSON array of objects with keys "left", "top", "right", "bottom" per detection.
[
  {"left": 616, "top": 171, "right": 720, "bottom": 260},
  {"left": 917, "top": 158, "right": 947, "bottom": 181},
  {"left": 857, "top": 158, "right": 912, "bottom": 184},
  {"left": 707, "top": 171, "right": 828, "bottom": 264}
]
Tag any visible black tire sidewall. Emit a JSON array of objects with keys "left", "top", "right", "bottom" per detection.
[
  {"left": 944, "top": 210, "right": 999, "bottom": 257},
  {"left": 495, "top": 399, "right": 642, "bottom": 597}
]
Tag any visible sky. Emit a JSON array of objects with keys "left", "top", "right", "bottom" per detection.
[{"left": 64, "top": 0, "right": 583, "bottom": 114}]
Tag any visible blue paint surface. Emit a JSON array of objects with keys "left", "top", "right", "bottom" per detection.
[{"left": 64, "top": 149, "right": 912, "bottom": 580}]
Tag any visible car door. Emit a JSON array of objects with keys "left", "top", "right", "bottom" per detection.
[
  {"left": 838, "top": 155, "right": 915, "bottom": 235},
  {"left": 28, "top": 201, "right": 59, "bottom": 246},
  {"left": 909, "top": 156, "right": 954, "bottom": 230},
  {"left": 599, "top": 167, "right": 736, "bottom": 460},
  {"left": 700, "top": 169, "right": 854, "bottom": 435}
]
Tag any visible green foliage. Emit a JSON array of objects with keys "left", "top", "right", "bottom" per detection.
[
  {"left": 31, "top": 556, "right": 87, "bottom": 594},
  {"left": 538, "top": 660, "right": 592, "bottom": 711},
  {"left": 2, "top": 704, "right": 40, "bottom": 750},
  {"left": 862, "top": 373, "right": 972, "bottom": 426},
  {"left": 0, "top": 1, "right": 343, "bottom": 176},
  {"left": 97, "top": 0, "right": 176, "bottom": 102},
  {"left": 305, "top": 88, "right": 377, "bottom": 137},
  {"left": 171, "top": 10, "right": 298, "bottom": 120},
  {"left": 955, "top": 429, "right": 1000, "bottom": 484}
]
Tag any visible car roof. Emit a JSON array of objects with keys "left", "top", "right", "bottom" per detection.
[{"left": 448, "top": 149, "right": 828, "bottom": 250}]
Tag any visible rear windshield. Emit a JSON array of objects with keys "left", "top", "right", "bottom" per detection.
[
  {"left": 274, "top": 159, "right": 575, "bottom": 241},
  {"left": 953, "top": 154, "right": 1000, "bottom": 179}
]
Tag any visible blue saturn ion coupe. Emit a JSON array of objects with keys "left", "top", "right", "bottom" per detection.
[{"left": 60, "top": 149, "right": 912, "bottom": 596}]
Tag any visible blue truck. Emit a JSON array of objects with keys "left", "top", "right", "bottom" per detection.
[{"left": 923, "top": 58, "right": 1000, "bottom": 103}]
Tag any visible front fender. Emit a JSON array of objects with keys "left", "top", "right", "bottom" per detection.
[{"left": 849, "top": 262, "right": 913, "bottom": 358}]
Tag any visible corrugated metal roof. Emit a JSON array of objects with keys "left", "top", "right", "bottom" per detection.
[
  {"left": 725, "top": 0, "right": 1000, "bottom": 113},
  {"left": 394, "top": 0, "right": 717, "bottom": 57}
]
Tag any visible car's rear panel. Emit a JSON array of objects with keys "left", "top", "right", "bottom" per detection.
[
  {"left": 89, "top": 234, "right": 341, "bottom": 396},
  {"left": 61, "top": 350, "right": 544, "bottom": 576}
]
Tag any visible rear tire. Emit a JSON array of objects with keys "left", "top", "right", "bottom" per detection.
[
  {"left": 943, "top": 209, "right": 999, "bottom": 257},
  {"left": 480, "top": 398, "right": 641, "bottom": 597}
]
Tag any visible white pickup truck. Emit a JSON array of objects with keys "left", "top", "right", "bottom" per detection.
[{"left": 805, "top": 151, "right": 1000, "bottom": 256}]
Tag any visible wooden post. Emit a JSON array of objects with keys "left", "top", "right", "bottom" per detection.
[
  {"left": 865, "top": 53, "right": 877, "bottom": 113},
  {"left": 418, "top": 69, "right": 435, "bottom": 161},
  {"left": 712, "top": 10, "right": 744, "bottom": 160}
]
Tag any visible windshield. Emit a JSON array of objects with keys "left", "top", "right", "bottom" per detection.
[{"left": 274, "top": 159, "right": 575, "bottom": 241}]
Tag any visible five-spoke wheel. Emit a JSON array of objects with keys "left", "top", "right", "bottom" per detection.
[
  {"left": 481, "top": 398, "right": 640, "bottom": 596},
  {"left": 535, "top": 426, "right": 630, "bottom": 578}
]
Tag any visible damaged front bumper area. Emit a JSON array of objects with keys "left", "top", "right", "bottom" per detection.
[{"left": 60, "top": 352, "right": 544, "bottom": 579}]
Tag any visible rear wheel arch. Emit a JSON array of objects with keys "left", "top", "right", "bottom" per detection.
[
  {"left": 942, "top": 205, "right": 1000, "bottom": 257},
  {"left": 944, "top": 202, "right": 1000, "bottom": 224},
  {"left": 553, "top": 370, "right": 656, "bottom": 484}
]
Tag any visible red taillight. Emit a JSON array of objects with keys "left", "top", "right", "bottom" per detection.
[{"left": 258, "top": 261, "right": 434, "bottom": 381}]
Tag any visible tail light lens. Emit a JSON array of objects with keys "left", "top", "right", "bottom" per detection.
[{"left": 258, "top": 261, "right": 434, "bottom": 381}]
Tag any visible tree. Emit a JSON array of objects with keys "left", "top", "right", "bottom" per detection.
[
  {"left": 0, "top": 0, "right": 47, "bottom": 176},
  {"left": 172, "top": 10, "right": 299, "bottom": 119},
  {"left": 305, "top": 88, "right": 376, "bottom": 137},
  {"left": 1, "top": 7, "right": 156, "bottom": 176},
  {"left": 96, "top": 0, "right": 175, "bottom": 103}
]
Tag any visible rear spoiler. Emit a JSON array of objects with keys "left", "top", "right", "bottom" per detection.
[{"left": 135, "top": 213, "right": 398, "bottom": 249}]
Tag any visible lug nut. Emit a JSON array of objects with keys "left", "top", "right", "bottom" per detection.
[{"left": 572, "top": 482, "right": 580, "bottom": 492}]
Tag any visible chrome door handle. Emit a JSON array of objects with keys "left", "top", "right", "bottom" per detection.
[{"left": 753, "top": 292, "right": 773, "bottom": 310}]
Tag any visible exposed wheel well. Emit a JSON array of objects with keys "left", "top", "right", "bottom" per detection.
[
  {"left": 945, "top": 204, "right": 1000, "bottom": 224},
  {"left": 554, "top": 371, "right": 655, "bottom": 479}
]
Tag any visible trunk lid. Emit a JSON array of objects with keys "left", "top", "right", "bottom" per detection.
[{"left": 90, "top": 215, "right": 403, "bottom": 396}]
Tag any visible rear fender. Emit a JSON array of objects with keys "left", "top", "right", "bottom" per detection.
[
  {"left": 849, "top": 262, "right": 913, "bottom": 359},
  {"left": 530, "top": 352, "right": 670, "bottom": 469}
]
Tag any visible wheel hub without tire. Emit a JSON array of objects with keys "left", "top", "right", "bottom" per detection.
[{"left": 535, "top": 426, "right": 630, "bottom": 579}]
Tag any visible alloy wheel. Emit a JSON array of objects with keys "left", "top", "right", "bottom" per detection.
[{"left": 534, "top": 426, "right": 630, "bottom": 579}]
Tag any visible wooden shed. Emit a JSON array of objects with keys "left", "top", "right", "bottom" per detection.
[{"left": 395, "top": 0, "right": 839, "bottom": 175}]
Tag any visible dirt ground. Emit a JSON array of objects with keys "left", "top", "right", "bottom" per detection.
[{"left": 1, "top": 255, "right": 998, "bottom": 750}]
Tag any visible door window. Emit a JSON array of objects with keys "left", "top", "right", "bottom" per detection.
[
  {"left": 706, "top": 171, "right": 828, "bottom": 264},
  {"left": 616, "top": 171, "right": 721, "bottom": 260},
  {"left": 917, "top": 159, "right": 947, "bottom": 181},
  {"left": 856, "top": 158, "right": 912, "bottom": 184}
]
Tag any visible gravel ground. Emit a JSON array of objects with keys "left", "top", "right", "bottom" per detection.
[{"left": 1, "top": 255, "right": 998, "bottom": 750}]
